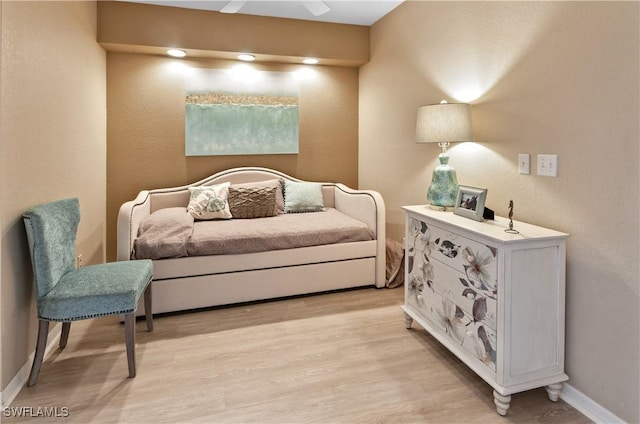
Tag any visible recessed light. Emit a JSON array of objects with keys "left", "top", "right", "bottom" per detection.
[
  {"left": 237, "top": 54, "right": 256, "bottom": 62},
  {"left": 166, "top": 49, "right": 187, "bottom": 58},
  {"left": 303, "top": 58, "right": 319, "bottom": 65}
]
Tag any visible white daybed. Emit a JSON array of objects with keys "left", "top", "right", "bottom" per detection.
[{"left": 117, "top": 167, "right": 386, "bottom": 314}]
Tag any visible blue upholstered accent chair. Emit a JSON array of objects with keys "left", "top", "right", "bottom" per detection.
[{"left": 23, "top": 198, "right": 153, "bottom": 386}]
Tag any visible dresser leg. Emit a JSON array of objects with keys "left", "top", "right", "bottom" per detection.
[
  {"left": 493, "top": 391, "right": 511, "bottom": 416},
  {"left": 403, "top": 312, "right": 413, "bottom": 329},
  {"left": 545, "top": 383, "right": 563, "bottom": 402}
]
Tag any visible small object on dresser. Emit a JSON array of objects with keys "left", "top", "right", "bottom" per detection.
[
  {"left": 504, "top": 200, "right": 519, "bottom": 234},
  {"left": 453, "top": 185, "right": 487, "bottom": 221},
  {"left": 482, "top": 206, "right": 495, "bottom": 220}
]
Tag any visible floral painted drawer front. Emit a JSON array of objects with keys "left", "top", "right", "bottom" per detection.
[
  {"left": 406, "top": 217, "right": 498, "bottom": 372},
  {"left": 415, "top": 219, "right": 498, "bottom": 284}
]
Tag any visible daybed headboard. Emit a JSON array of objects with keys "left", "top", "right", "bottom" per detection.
[{"left": 147, "top": 167, "right": 336, "bottom": 212}]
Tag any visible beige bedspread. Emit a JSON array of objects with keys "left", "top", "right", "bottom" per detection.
[
  {"left": 133, "top": 207, "right": 194, "bottom": 260},
  {"left": 133, "top": 207, "right": 374, "bottom": 259},
  {"left": 188, "top": 208, "right": 374, "bottom": 256}
]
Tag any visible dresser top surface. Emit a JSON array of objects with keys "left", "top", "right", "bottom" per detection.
[{"left": 402, "top": 205, "right": 569, "bottom": 243}]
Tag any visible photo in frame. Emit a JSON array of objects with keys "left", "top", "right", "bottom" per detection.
[{"left": 454, "top": 185, "right": 488, "bottom": 221}]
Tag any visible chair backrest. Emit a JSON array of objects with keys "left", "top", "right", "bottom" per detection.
[{"left": 23, "top": 198, "right": 80, "bottom": 299}]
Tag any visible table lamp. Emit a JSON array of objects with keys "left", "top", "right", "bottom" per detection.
[{"left": 416, "top": 100, "right": 473, "bottom": 209}]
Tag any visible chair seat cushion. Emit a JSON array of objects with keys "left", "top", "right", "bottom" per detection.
[{"left": 38, "top": 260, "right": 153, "bottom": 321}]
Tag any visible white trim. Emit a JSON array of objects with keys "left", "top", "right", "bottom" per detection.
[
  {"left": 0, "top": 0, "right": 4, "bottom": 408},
  {"left": 561, "top": 383, "right": 626, "bottom": 424},
  {"left": 1, "top": 325, "right": 62, "bottom": 408}
]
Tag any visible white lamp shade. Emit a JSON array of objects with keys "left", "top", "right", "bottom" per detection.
[{"left": 416, "top": 102, "right": 473, "bottom": 143}]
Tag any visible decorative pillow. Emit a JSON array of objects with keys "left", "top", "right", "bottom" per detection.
[
  {"left": 230, "top": 179, "right": 285, "bottom": 214},
  {"left": 284, "top": 180, "right": 325, "bottom": 213},
  {"left": 187, "top": 182, "right": 232, "bottom": 220},
  {"left": 228, "top": 185, "right": 278, "bottom": 219}
]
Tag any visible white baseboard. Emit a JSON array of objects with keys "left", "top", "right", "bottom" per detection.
[
  {"left": 561, "top": 383, "right": 625, "bottom": 424},
  {"left": 1, "top": 325, "right": 62, "bottom": 408}
]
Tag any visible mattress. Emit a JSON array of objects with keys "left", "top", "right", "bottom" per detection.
[{"left": 133, "top": 207, "right": 374, "bottom": 259}]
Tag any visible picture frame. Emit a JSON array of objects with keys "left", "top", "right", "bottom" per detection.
[{"left": 454, "top": 185, "right": 488, "bottom": 221}]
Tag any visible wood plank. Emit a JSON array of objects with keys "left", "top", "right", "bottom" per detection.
[{"left": 5, "top": 288, "right": 590, "bottom": 423}]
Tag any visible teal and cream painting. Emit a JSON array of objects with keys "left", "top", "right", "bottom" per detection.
[{"left": 185, "top": 67, "right": 299, "bottom": 156}]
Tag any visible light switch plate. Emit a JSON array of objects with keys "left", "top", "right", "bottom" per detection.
[
  {"left": 518, "top": 154, "right": 530, "bottom": 175},
  {"left": 537, "top": 154, "right": 558, "bottom": 177}
]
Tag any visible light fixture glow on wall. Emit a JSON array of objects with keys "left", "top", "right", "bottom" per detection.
[
  {"left": 416, "top": 100, "right": 473, "bottom": 209},
  {"left": 166, "top": 49, "right": 187, "bottom": 58},
  {"left": 303, "top": 58, "right": 319, "bottom": 65},
  {"left": 237, "top": 54, "right": 256, "bottom": 62}
]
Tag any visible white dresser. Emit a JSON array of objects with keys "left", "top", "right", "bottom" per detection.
[{"left": 401, "top": 205, "right": 569, "bottom": 416}]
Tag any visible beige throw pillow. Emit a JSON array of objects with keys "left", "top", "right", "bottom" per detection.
[
  {"left": 187, "top": 182, "right": 232, "bottom": 220},
  {"left": 228, "top": 185, "right": 278, "bottom": 219},
  {"left": 229, "top": 179, "right": 285, "bottom": 214}
]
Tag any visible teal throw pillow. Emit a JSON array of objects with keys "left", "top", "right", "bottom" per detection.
[{"left": 284, "top": 180, "right": 325, "bottom": 213}]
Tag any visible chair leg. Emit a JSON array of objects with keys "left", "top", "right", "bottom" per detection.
[
  {"left": 28, "top": 320, "right": 50, "bottom": 387},
  {"left": 144, "top": 283, "right": 153, "bottom": 332},
  {"left": 59, "top": 322, "right": 71, "bottom": 348},
  {"left": 124, "top": 313, "right": 136, "bottom": 378}
]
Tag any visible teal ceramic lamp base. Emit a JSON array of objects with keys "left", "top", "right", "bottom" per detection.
[{"left": 427, "top": 153, "right": 459, "bottom": 209}]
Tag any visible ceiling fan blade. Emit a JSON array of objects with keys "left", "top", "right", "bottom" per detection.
[
  {"left": 220, "top": 0, "right": 247, "bottom": 14},
  {"left": 303, "top": 0, "right": 331, "bottom": 17}
]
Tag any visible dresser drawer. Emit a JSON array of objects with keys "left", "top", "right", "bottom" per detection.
[
  {"left": 407, "top": 217, "right": 498, "bottom": 330},
  {"left": 408, "top": 217, "right": 498, "bottom": 293},
  {"left": 430, "top": 257, "right": 497, "bottom": 330},
  {"left": 405, "top": 286, "right": 497, "bottom": 374}
]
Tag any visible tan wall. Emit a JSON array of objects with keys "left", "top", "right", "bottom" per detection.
[
  {"left": 98, "top": 1, "right": 369, "bottom": 66},
  {"left": 106, "top": 53, "right": 359, "bottom": 261},
  {"left": 0, "top": 1, "right": 106, "bottom": 390},
  {"left": 360, "top": 2, "right": 639, "bottom": 422}
]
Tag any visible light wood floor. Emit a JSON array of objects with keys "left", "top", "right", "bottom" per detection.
[{"left": 6, "top": 287, "right": 590, "bottom": 423}]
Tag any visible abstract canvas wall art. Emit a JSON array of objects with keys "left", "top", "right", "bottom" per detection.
[{"left": 185, "top": 67, "right": 299, "bottom": 156}]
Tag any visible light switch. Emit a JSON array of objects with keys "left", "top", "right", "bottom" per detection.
[
  {"left": 518, "top": 154, "right": 530, "bottom": 175},
  {"left": 537, "top": 154, "right": 558, "bottom": 177}
]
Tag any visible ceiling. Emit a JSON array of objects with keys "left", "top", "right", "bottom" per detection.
[{"left": 120, "top": 0, "right": 404, "bottom": 26}]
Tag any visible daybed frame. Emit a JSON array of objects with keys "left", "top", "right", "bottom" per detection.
[{"left": 117, "top": 167, "right": 386, "bottom": 314}]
